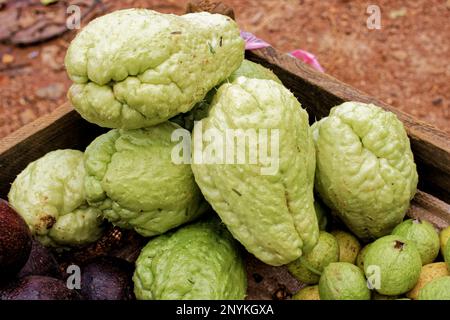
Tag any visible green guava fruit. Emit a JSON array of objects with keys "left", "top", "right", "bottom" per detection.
[
  {"left": 418, "top": 276, "right": 450, "bottom": 300},
  {"left": 392, "top": 219, "right": 440, "bottom": 265},
  {"left": 331, "top": 230, "right": 361, "bottom": 264},
  {"left": 292, "top": 285, "right": 320, "bottom": 300},
  {"left": 8, "top": 150, "right": 103, "bottom": 247},
  {"left": 191, "top": 77, "right": 319, "bottom": 266},
  {"left": 356, "top": 243, "right": 372, "bottom": 271},
  {"left": 287, "top": 231, "right": 339, "bottom": 284},
  {"left": 440, "top": 226, "right": 450, "bottom": 255},
  {"left": 312, "top": 102, "right": 418, "bottom": 240},
  {"left": 407, "top": 262, "right": 449, "bottom": 300},
  {"left": 319, "top": 262, "right": 370, "bottom": 300},
  {"left": 133, "top": 218, "right": 246, "bottom": 300},
  {"left": 65, "top": 9, "right": 244, "bottom": 129},
  {"left": 84, "top": 122, "right": 207, "bottom": 237},
  {"left": 314, "top": 199, "right": 329, "bottom": 231},
  {"left": 364, "top": 235, "right": 422, "bottom": 295}
]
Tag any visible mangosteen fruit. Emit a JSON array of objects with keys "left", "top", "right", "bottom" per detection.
[
  {"left": 0, "top": 199, "right": 32, "bottom": 277},
  {"left": 18, "top": 239, "right": 60, "bottom": 278},
  {"left": 80, "top": 256, "right": 134, "bottom": 300},
  {"left": 1, "top": 275, "right": 81, "bottom": 300}
]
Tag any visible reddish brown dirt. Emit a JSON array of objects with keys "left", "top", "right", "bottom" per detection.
[{"left": 0, "top": 0, "right": 449, "bottom": 138}]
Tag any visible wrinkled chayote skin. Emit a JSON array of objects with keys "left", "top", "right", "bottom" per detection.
[
  {"left": 8, "top": 150, "right": 103, "bottom": 247},
  {"left": 171, "top": 59, "right": 281, "bottom": 131},
  {"left": 191, "top": 77, "right": 319, "bottom": 266},
  {"left": 65, "top": 9, "right": 244, "bottom": 129},
  {"left": 418, "top": 276, "right": 450, "bottom": 300},
  {"left": 313, "top": 102, "right": 418, "bottom": 240},
  {"left": 84, "top": 122, "right": 207, "bottom": 237},
  {"left": 133, "top": 218, "right": 246, "bottom": 300}
]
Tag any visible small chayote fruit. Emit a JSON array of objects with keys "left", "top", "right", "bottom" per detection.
[
  {"left": 8, "top": 150, "right": 103, "bottom": 247},
  {"left": 312, "top": 102, "right": 418, "bottom": 240},
  {"left": 171, "top": 59, "right": 281, "bottom": 131},
  {"left": 364, "top": 235, "right": 422, "bottom": 296},
  {"left": 133, "top": 218, "right": 246, "bottom": 300},
  {"left": 84, "top": 122, "right": 207, "bottom": 237},
  {"left": 65, "top": 9, "right": 244, "bottom": 129},
  {"left": 191, "top": 77, "right": 319, "bottom": 266},
  {"left": 418, "top": 276, "right": 450, "bottom": 300},
  {"left": 392, "top": 219, "right": 440, "bottom": 265},
  {"left": 319, "top": 262, "right": 371, "bottom": 300},
  {"left": 288, "top": 231, "right": 339, "bottom": 284}
]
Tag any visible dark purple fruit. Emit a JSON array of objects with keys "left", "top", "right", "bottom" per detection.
[
  {"left": 18, "top": 239, "right": 60, "bottom": 279},
  {"left": 0, "top": 199, "right": 32, "bottom": 277},
  {"left": 1, "top": 275, "right": 81, "bottom": 300},
  {"left": 80, "top": 256, "right": 134, "bottom": 300}
]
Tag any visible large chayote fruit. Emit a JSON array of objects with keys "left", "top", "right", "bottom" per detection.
[
  {"left": 65, "top": 9, "right": 244, "bottom": 129},
  {"left": 8, "top": 150, "right": 103, "bottom": 247},
  {"left": 191, "top": 77, "right": 319, "bottom": 266},
  {"left": 312, "top": 102, "right": 418, "bottom": 240},
  {"left": 84, "top": 122, "right": 207, "bottom": 237},
  {"left": 133, "top": 218, "right": 246, "bottom": 300}
]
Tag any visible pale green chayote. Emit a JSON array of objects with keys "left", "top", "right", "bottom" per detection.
[
  {"left": 171, "top": 59, "right": 281, "bottom": 131},
  {"left": 84, "top": 122, "right": 207, "bottom": 237},
  {"left": 65, "top": 9, "right": 244, "bottom": 129},
  {"left": 312, "top": 102, "right": 418, "bottom": 240},
  {"left": 133, "top": 218, "right": 247, "bottom": 300},
  {"left": 8, "top": 150, "right": 103, "bottom": 247},
  {"left": 191, "top": 77, "right": 319, "bottom": 266}
]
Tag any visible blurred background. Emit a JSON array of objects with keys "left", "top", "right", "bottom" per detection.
[{"left": 0, "top": 0, "right": 449, "bottom": 138}]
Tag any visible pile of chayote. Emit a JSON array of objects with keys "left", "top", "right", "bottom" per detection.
[{"left": 7, "top": 8, "right": 426, "bottom": 300}]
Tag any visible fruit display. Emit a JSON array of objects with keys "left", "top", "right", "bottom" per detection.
[
  {"left": 312, "top": 102, "right": 418, "bottom": 240},
  {"left": 0, "top": 7, "right": 449, "bottom": 301}
]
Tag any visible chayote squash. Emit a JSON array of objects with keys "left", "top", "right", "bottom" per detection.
[
  {"left": 191, "top": 77, "right": 319, "bottom": 266},
  {"left": 84, "top": 122, "right": 207, "bottom": 237},
  {"left": 133, "top": 218, "right": 246, "bottom": 300},
  {"left": 8, "top": 150, "right": 103, "bottom": 247},
  {"left": 312, "top": 102, "right": 418, "bottom": 240},
  {"left": 65, "top": 9, "right": 244, "bottom": 129}
]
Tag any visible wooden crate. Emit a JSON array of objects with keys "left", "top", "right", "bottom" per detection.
[{"left": 0, "top": 47, "right": 449, "bottom": 299}]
